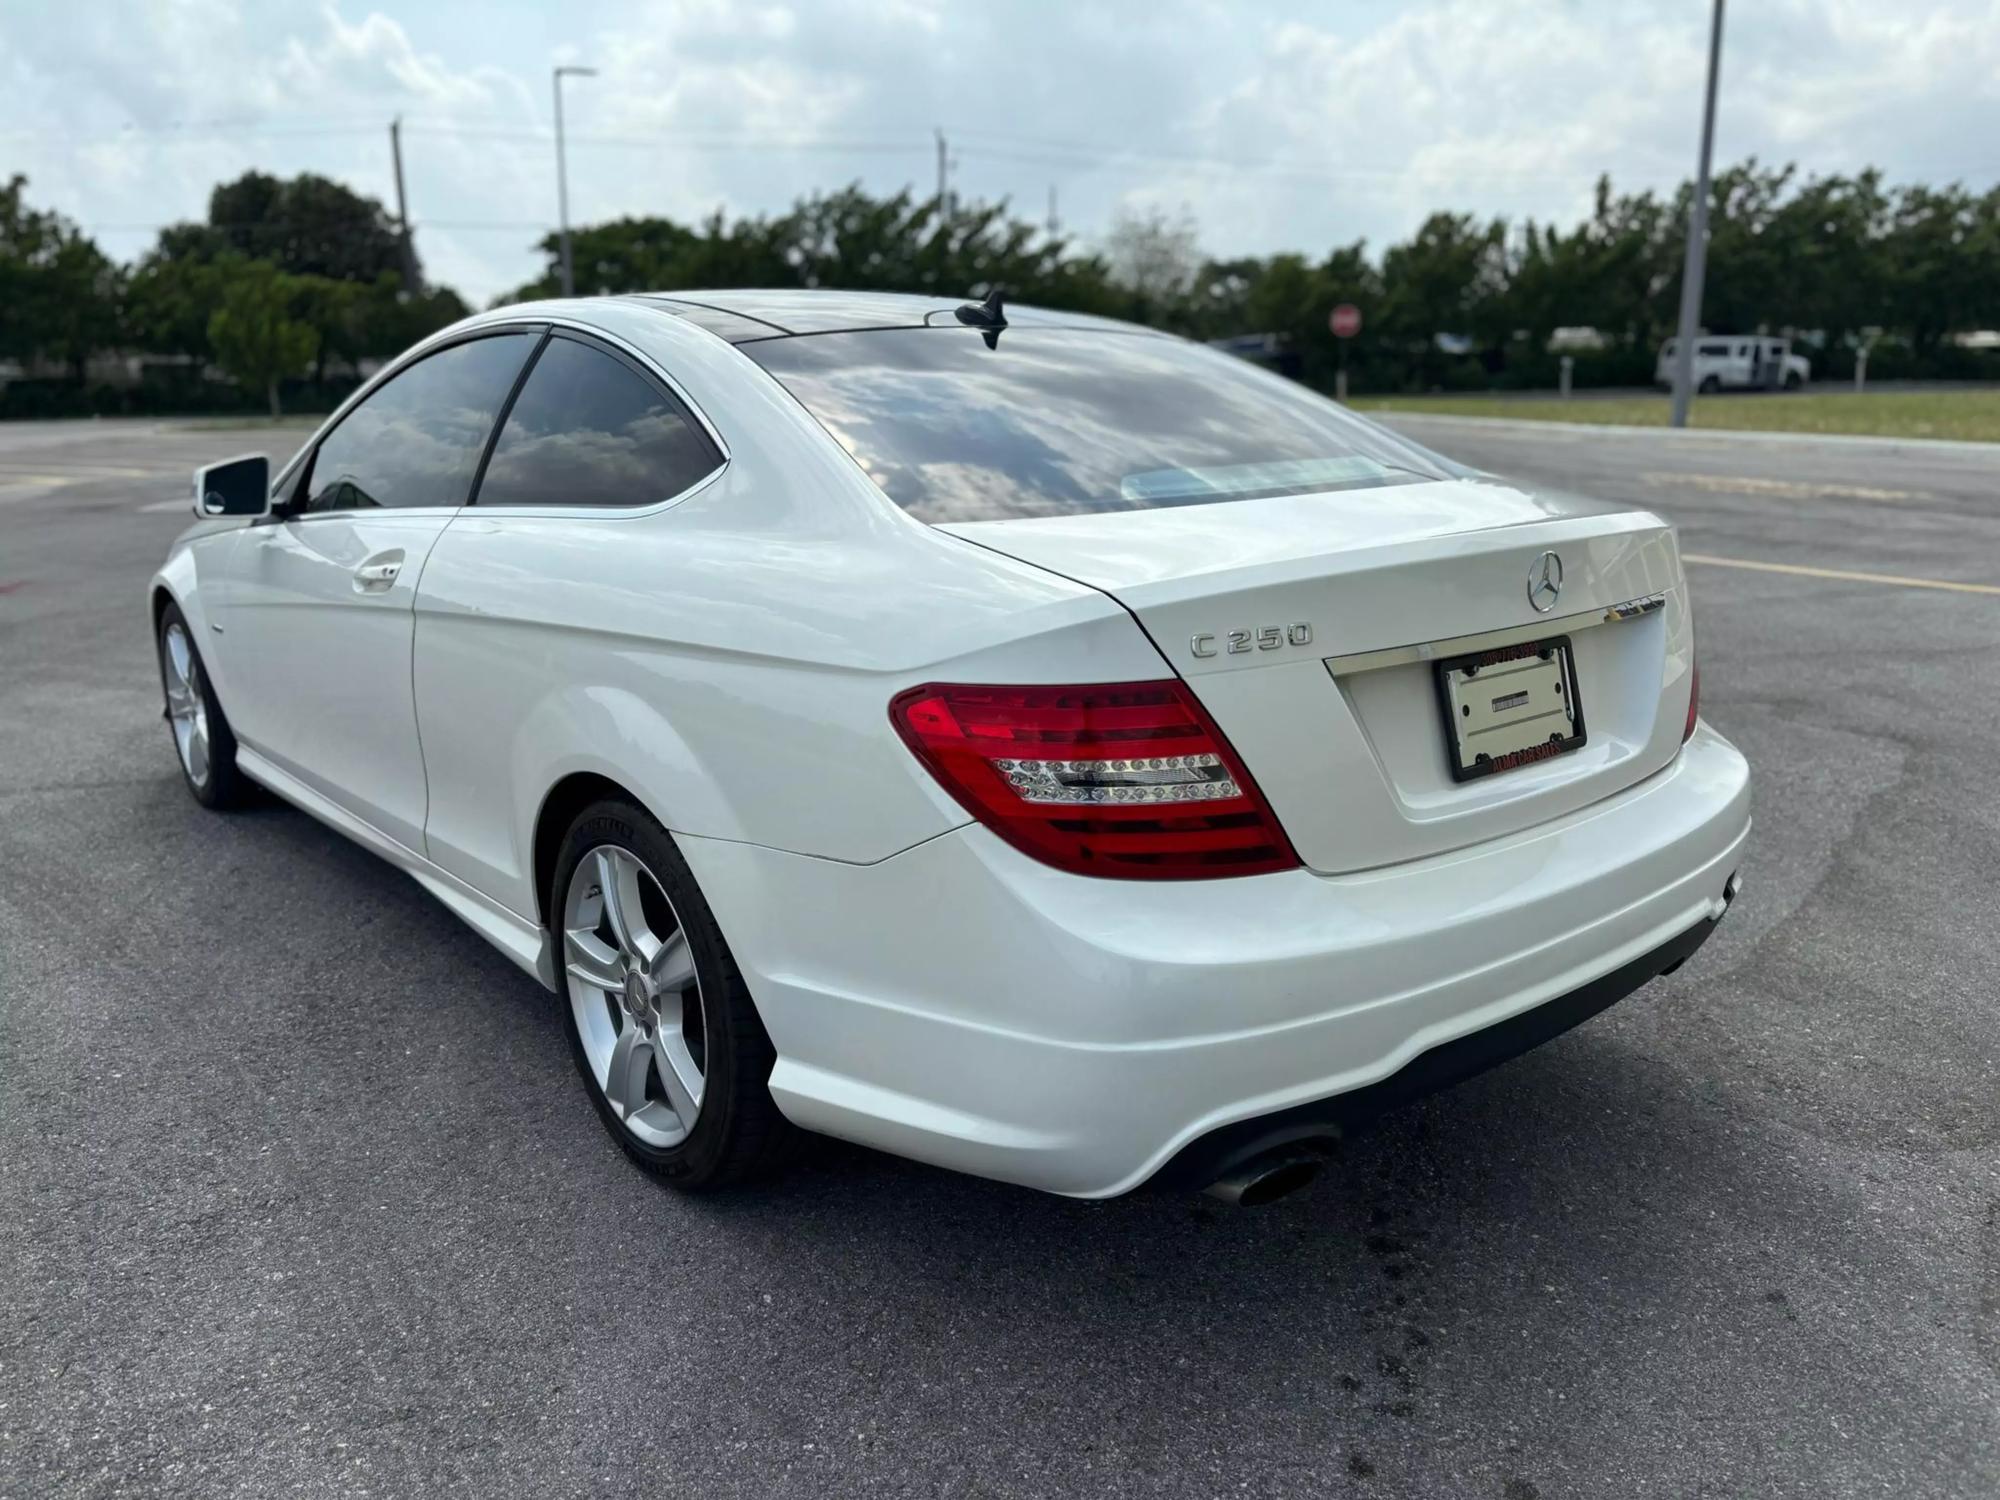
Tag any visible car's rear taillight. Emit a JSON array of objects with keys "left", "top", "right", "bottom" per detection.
[{"left": 890, "top": 680, "right": 1300, "bottom": 880}]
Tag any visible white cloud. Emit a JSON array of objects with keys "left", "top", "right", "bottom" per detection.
[
  {"left": 2, "top": 0, "right": 1997, "bottom": 304},
  {"left": 274, "top": 6, "right": 500, "bottom": 111}
]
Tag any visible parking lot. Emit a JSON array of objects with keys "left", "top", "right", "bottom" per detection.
[{"left": 3, "top": 413, "right": 1996, "bottom": 1497}]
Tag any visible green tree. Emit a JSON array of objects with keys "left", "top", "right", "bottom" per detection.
[
  {"left": 783, "top": 187, "right": 1125, "bottom": 311},
  {"left": 1101, "top": 203, "right": 1203, "bottom": 324},
  {"left": 353, "top": 274, "right": 470, "bottom": 354},
  {"left": 288, "top": 273, "right": 362, "bottom": 385},
  {"left": 1309, "top": 243, "right": 1382, "bottom": 387},
  {"left": 510, "top": 213, "right": 756, "bottom": 299},
  {"left": 1757, "top": 171, "right": 1890, "bottom": 347},
  {"left": 1507, "top": 178, "right": 1675, "bottom": 358},
  {"left": 0, "top": 175, "right": 122, "bottom": 380},
  {"left": 501, "top": 185, "right": 1125, "bottom": 316},
  {"left": 206, "top": 170, "right": 408, "bottom": 284},
  {"left": 1181, "top": 255, "right": 1267, "bottom": 340},
  {"left": 1883, "top": 182, "right": 1991, "bottom": 355},
  {"left": 123, "top": 250, "right": 241, "bottom": 360},
  {"left": 1378, "top": 213, "right": 1510, "bottom": 384},
  {"left": 1676, "top": 160, "right": 1796, "bottom": 335},
  {"left": 206, "top": 263, "right": 320, "bottom": 416}
]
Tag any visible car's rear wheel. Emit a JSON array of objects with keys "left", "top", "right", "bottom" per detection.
[
  {"left": 157, "top": 602, "right": 247, "bottom": 809},
  {"left": 1698, "top": 374, "right": 1721, "bottom": 394},
  {"left": 553, "top": 798, "right": 796, "bottom": 1188}
]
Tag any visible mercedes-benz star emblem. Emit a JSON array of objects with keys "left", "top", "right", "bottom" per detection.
[{"left": 1527, "top": 551, "right": 1564, "bottom": 613}]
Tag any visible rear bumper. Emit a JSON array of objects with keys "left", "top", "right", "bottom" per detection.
[
  {"left": 1148, "top": 909, "right": 1721, "bottom": 1191},
  {"left": 680, "top": 722, "right": 1751, "bottom": 1197}
]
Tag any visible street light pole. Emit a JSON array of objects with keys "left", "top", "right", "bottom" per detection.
[
  {"left": 1669, "top": 0, "right": 1725, "bottom": 429},
  {"left": 553, "top": 64, "right": 597, "bottom": 297}
]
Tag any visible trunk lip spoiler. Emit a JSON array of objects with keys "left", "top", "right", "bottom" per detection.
[{"left": 1320, "top": 587, "right": 1679, "bottom": 680}]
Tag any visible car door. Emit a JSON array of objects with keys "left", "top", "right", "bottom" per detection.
[
  {"left": 211, "top": 329, "right": 540, "bottom": 852},
  {"left": 411, "top": 331, "right": 726, "bottom": 913}
]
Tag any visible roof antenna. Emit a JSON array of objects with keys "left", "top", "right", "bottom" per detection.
[{"left": 954, "top": 286, "right": 1008, "bottom": 349}]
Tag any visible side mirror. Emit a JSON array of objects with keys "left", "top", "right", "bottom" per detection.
[{"left": 192, "top": 454, "right": 272, "bottom": 518}]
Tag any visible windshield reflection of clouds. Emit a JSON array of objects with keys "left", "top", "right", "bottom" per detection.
[
  {"left": 477, "top": 340, "right": 720, "bottom": 509},
  {"left": 480, "top": 410, "right": 715, "bottom": 509},
  {"left": 320, "top": 403, "right": 493, "bottom": 510},
  {"left": 752, "top": 329, "right": 1448, "bottom": 524},
  {"left": 309, "top": 335, "right": 533, "bottom": 511}
]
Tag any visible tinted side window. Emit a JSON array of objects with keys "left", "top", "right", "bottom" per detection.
[
  {"left": 473, "top": 338, "right": 721, "bottom": 509},
  {"left": 1698, "top": 341, "right": 1730, "bottom": 356},
  {"left": 304, "top": 333, "right": 536, "bottom": 513}
]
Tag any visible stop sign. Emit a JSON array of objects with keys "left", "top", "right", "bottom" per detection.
[{"left": 1329, "top": 303, "right": 1363, "bottom": 339}]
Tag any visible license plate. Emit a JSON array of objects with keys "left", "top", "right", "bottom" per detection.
[{"left": 1434, "top": 636, "right": 1586, "bottom": 782}]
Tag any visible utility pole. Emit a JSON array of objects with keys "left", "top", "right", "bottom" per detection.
[
  {"left": 554, "top": 64, "right": 597, "bottom": 297},
  {"left": 1669, "top": 0, "right": 1726, "bottom": 429},
  {"left": 388, "top": 116, "right": 418, "bottom": 295},
  {"left": 935, "top": 127, "right": 950, "bottom": 216},
  {"left": 1046, "top": 183, "right": 1059, "bottom": 239}
]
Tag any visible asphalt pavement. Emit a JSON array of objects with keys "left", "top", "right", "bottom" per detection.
[{"left": 2, "top": 413, "right": 1996, "bottom": 1498}]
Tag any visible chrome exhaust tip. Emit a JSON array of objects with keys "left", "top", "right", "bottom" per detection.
[{"left": 1203, "top": 1150, "right": 1324, "bottom": 1207}]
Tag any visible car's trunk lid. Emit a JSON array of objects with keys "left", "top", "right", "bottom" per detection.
[{"left": 940, "top": 478, "right": 1695, "bottom": 873}]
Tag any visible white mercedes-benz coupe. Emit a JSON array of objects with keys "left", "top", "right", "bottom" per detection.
[{"left": 151, "top": 290, "right": 1749, "bottom": 1204}]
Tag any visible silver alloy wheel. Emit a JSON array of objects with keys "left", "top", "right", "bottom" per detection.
[
  {"left": 563, "top": 844, "right": 707, "bottom": 1148},
  {"left": 161, "top": 622, "right": 211, "bottom": 788}
]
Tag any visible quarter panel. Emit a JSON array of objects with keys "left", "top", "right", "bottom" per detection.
[{"left": 412, "top": 483, "right": 1162, "bottom": 916}]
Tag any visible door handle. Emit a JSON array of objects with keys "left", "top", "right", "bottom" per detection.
[{"left": 353, "top": 555, "right": 404, "bottom": 592}]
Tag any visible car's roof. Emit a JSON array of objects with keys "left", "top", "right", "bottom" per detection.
[{"left": 606, "top": 288, "right": 1161, "bottom": 344}]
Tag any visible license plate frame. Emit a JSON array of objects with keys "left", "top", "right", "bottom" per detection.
[{"left": 1433, "top": 635, "right": 1587, "bottom": 783}]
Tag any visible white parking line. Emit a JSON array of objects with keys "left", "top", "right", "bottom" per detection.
[
  {"left": 1375, "top": 410, "right": 2000, "bottom": 455},
  {"left": 1643, "top": 472, "right": 1926, "bottom": 504},
  {"left": 1684, "top": 553, "right": 2000, "bottom": 596}
]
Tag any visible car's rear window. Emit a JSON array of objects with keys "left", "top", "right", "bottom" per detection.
[{"left": 745, "top": 327, "right": 1452, "bottom": 523}]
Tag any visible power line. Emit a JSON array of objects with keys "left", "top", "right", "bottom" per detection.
[
  {"left": 0, "top": 122, "right": 385, "bottom": 148},
  {"left": 8, "top": 113, "right": 1996, "bottom": 191},
  {"left": 400, "top": 121, "right": 1589, "bottom": 185},
  {"left": 6, "top": 114, "right": 1541, "bottom": 183},
  {"left": 402, "top": 121, "right": 927, "bottom": 155},
  {"left": 962, "top": 140, "right": 1597, "bottom": 189}
]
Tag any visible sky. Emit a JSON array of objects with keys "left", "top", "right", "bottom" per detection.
[{"left": 4, "top": 0, "right": 1998, "bottom": 306}]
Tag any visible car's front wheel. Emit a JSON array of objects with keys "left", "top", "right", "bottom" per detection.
[
  {"left": 552, "top": 797, "right": 796, "bottom": 1188},
  {"left": 157, "top": 601, "right": 247, "bottom": 809}
]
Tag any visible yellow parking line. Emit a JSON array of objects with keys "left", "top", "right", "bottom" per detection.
[{"left": 1683, "top": 553, "right": 2000, "bottom": 596}]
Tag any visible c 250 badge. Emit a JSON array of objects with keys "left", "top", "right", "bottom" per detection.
[{"left": 1190, "top": 623, "right": 1314, "bottom": 658}]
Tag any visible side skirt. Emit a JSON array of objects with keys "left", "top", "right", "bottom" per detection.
[{"left": 234, "top": 746, "right": 558, "bottom": 991}]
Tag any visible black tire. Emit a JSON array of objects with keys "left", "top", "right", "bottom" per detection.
[
  {"left": 156, "top": 601, "right": 249, "bottom": 809},
  {"left": 552, "top": 797, "right": 798, "bottom": 1189},
  {"left": 1698, "top": 375, "right": 1721, "bottom": 394},
  {"left": 1784, "top": 372, "right": 1803, "bottom": 391}
]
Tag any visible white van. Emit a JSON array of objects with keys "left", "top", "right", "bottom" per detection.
[{"left": 1656, "top": 336, "right": 1810, "bottom": 393}]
